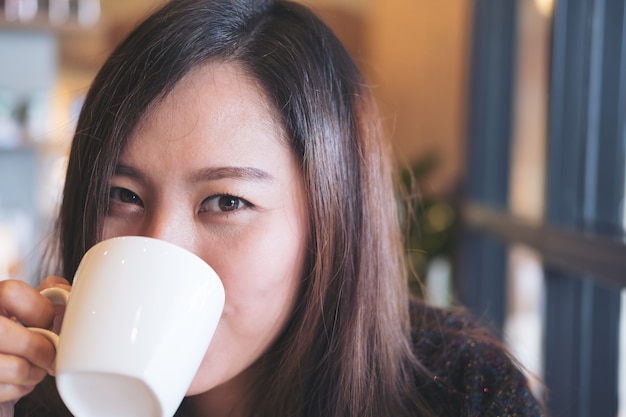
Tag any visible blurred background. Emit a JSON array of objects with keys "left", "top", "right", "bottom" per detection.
[{"left": 0, "top": 1, "right": 624, "bottom": 416}]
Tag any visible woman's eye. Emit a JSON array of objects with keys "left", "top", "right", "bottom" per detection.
[
  {"left": 110, "top": 187, "right": 144, "bottom": 206},
  {"left": 201, "top": 195, "right": 249, "bottom": 213}
]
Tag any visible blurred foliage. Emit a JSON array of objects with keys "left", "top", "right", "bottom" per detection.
[{"left": 399, "top": 155, "right": 460, "bottom": 296}]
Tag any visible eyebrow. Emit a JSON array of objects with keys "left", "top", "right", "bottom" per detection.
[
  {"left": 191, "top": 166, "right": 275, "bottom": 183},
  {"left": 113, "top": 164, "right": 274, "bottom": 183}
]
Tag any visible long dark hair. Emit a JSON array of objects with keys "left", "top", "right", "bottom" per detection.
[{"left": 34, "top": 1, "right": 434, "bottom": 416}]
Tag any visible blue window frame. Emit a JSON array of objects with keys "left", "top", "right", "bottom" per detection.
[{"left": 462, "top": 0, "right": 626, "bottom": 415}]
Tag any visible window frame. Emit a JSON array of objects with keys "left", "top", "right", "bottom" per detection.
[{"left": 462, "top": 0, "right": 625, "bottom": 415}]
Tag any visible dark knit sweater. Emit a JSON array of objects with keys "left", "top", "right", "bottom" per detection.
[{"left": 410, "top": 303, "right": 545, "bottom": 416}]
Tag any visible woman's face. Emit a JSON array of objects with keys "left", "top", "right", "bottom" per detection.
[{"left": 102, "top": 63, "right": 309, "bottom": 395}]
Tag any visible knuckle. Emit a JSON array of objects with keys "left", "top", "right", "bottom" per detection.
[{"left": 0, "top": 280, "right": 23, "bottom": 301}]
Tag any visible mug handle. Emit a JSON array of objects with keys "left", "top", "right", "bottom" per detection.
[{"left": 27, "top": 287, "right": 70, "bottom": 352}]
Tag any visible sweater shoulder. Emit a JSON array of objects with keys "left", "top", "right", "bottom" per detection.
[{"left": 410, "top": 302, "right": 546, "bottom": 416}]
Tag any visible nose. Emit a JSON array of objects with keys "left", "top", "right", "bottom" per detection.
[{"left": 139, "top": 207, "right": 196, "bottom": 253}]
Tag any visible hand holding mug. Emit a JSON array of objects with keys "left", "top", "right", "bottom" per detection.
[
  {"left": 0, "top": 278, "right": 61, "bottom": 403},
  {"left": 22, "top": 237, "right": 225, "bottom": 417}
]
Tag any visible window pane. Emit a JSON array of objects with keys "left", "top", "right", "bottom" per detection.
[
  {"left": 504, "top": 0, "right": 551, "bottom": 398},
  {"left": 504, "top": 245, "right": 544, "bottom": 397}
]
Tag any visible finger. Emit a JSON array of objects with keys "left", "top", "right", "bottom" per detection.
[
  {"left": 0, "top": 281, "right": 55, "bottom": 328},
  {"left": 0, "top": 353, "right": 47, "bottom": 386},
  {"left": 0, "top": 386, "right": 32, "bottom": 405},
  {"left": 38, "top": 276, "right": 71, "bottom": 292},
  {"left": 0, "top": 383, "right": 35, "bottom": 404},
  {"left": 0, "top": 317, "right": 56, "bottom": 375}
]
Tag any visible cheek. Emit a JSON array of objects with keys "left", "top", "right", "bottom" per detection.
[
  {"left": 208, "top": 185, "right": 309, "bottom": 313},
  {"left": 216, "top": 219, "right": 307, "bottom": 314}
]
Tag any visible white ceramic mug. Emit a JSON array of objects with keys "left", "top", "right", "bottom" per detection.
[{"left": 30, "top": 236, "right": 225, "bottom": 417}]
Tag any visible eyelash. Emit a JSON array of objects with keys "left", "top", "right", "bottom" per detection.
[{"left": 108, "top": 187, "right": 252, "bottom": 214}]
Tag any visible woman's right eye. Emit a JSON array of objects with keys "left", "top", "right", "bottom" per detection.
[{"left": 109, "top": 187, "right": 144, "bottom": 206}]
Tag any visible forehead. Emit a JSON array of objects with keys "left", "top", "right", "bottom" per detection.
[
  {"left": 118, "top": 61, "right": 296, "bottom": 178},
  {"left": 131, "top": 61, "right": 285, "bottom": 146}
]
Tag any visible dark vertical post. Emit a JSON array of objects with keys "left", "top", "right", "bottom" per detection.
[
  {"left": 459, "top": 0, "right": 518, "bottom": 331},
  {"left": 543, "top": 0, "right": 622, "bottom": 415}
]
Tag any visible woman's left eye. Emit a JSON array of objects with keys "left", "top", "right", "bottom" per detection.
[{"left": 200, "top": 195, "right": 251, "bottom": 213}]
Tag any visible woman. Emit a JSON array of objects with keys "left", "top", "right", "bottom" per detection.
[{"left": 0, "top": 0, "right": 545, "bottom": 416}]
